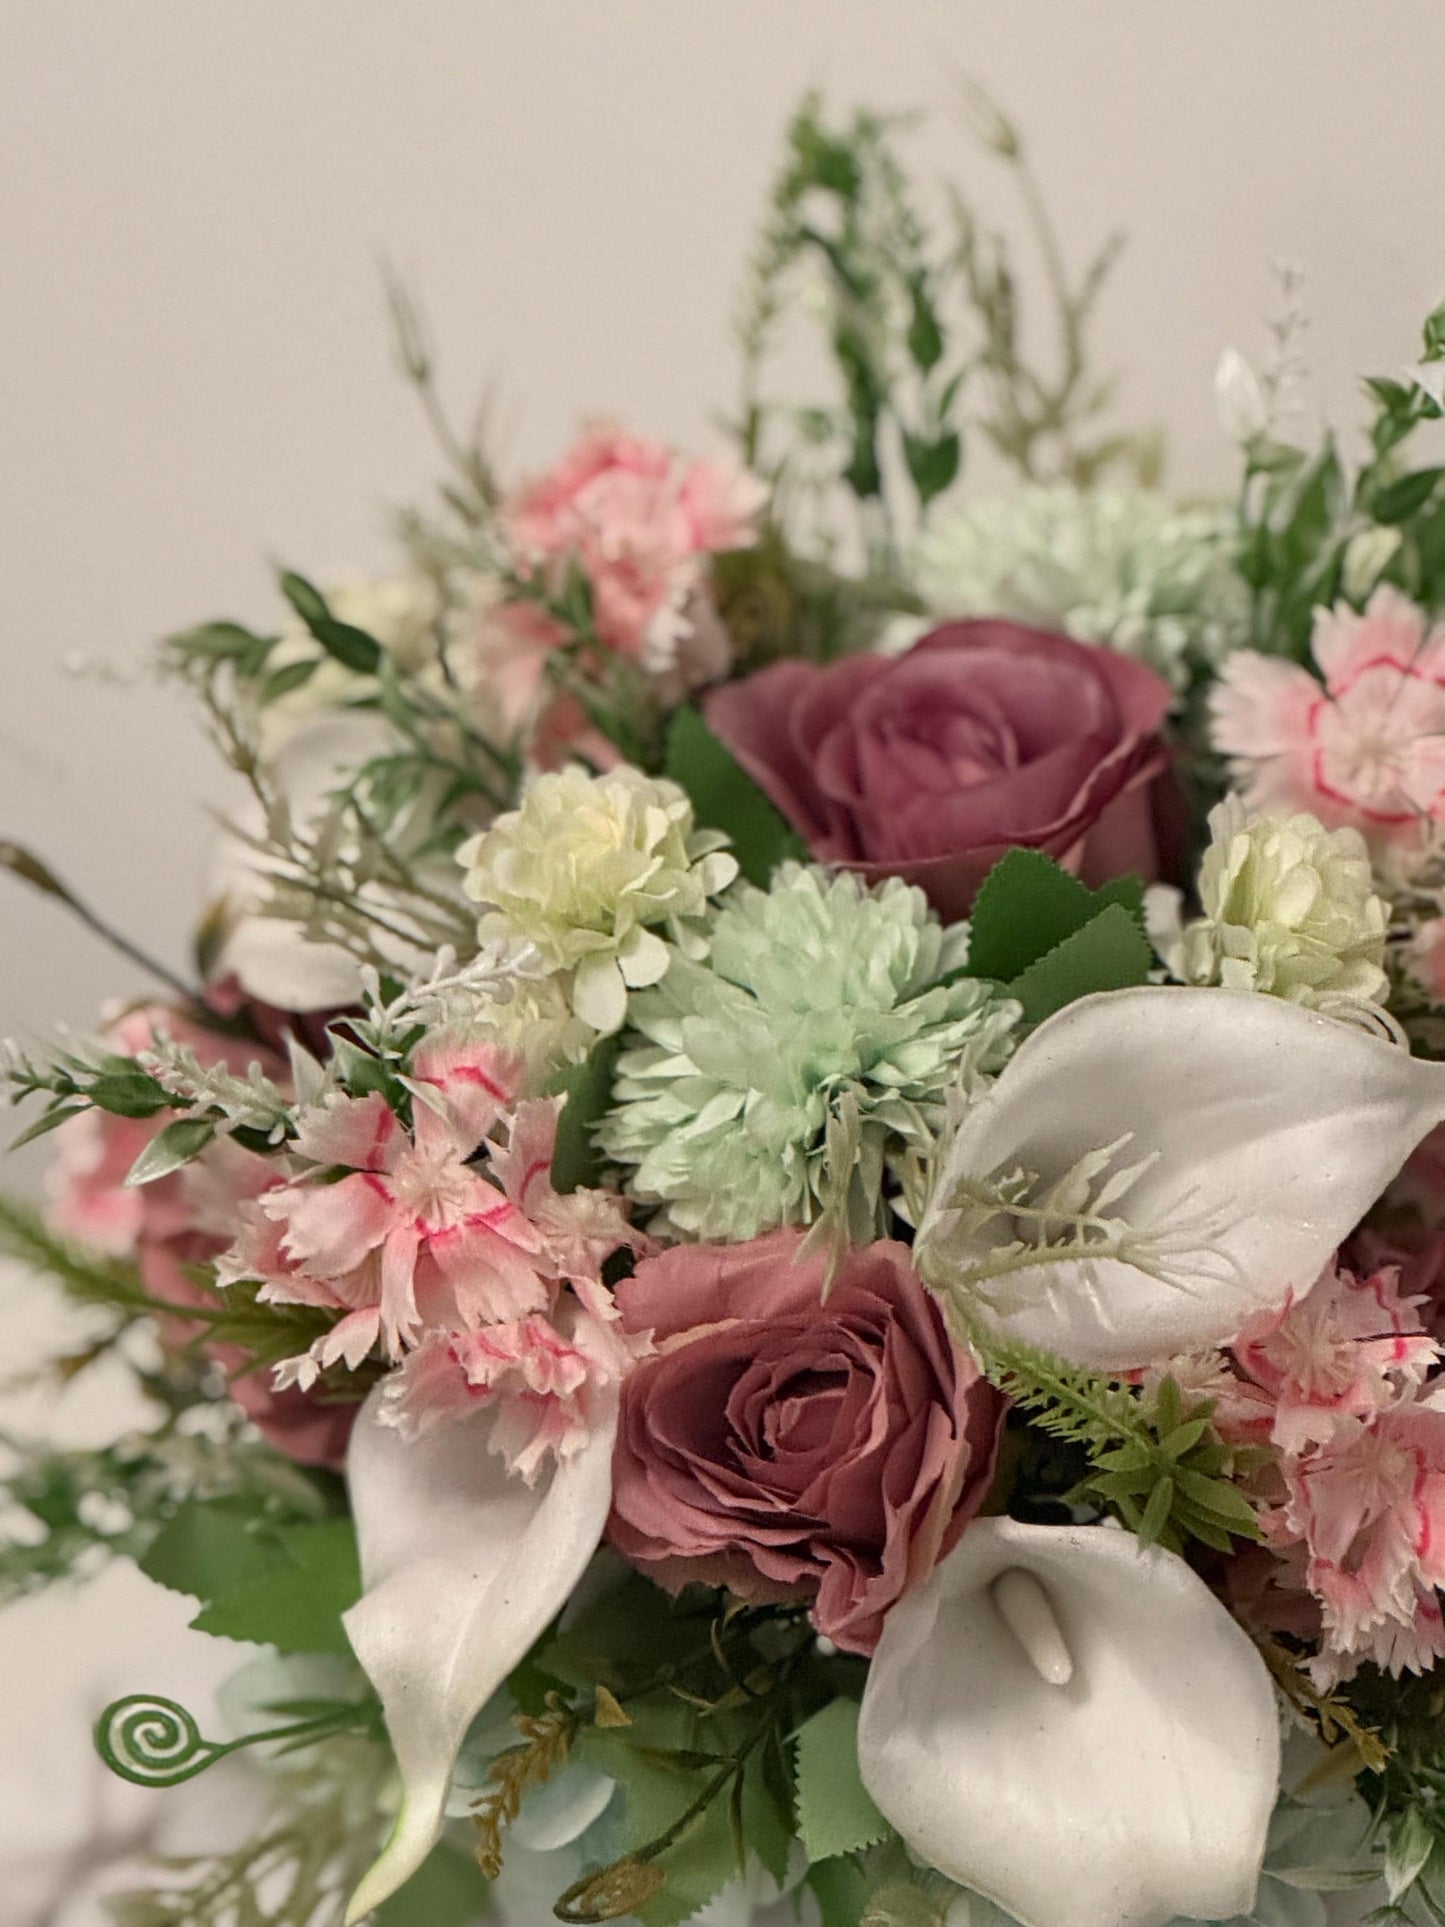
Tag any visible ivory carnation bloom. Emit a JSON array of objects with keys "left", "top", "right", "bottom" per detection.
[
  {"left": 607, "top": 1229, "right": 1004, "bottom": 1655},
  {"left": 1210, "top": 585, "right": 1445, "bottom": 846},
  {"left": 456, "top": 766, "right": 738, "bottom": 1032},
  {"left": 1155, "top": 798, "right": 1388, "bottom": 1007}
]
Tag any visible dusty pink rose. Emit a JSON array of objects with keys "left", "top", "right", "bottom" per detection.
[
  {"left": 503, "top": 424, "right": 765, "bottom": 681},
  {"left": 705, "top": 620, "right": 1175, "bottom": 919},
  {"left": 1210, "top": 585, "right": 1445, "bottom": 846},
  {"left": 607, "top": 1229, "right": 1003, "bottom": 1654},
  {"left": 46, "top": 1003, "right": 353, "bottom": 1468}
]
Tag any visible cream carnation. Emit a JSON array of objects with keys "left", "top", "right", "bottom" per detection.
[
  {"left": 1155, "top": 798, "right": 1388, "bottom": 1007},
  {"left": 456, "top": 765, "right": 738, "bottom": 1032}
]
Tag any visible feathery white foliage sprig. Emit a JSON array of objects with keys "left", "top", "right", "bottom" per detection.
[{"left": 138, "top": 1038, "right": 296, "bottom": 1142}]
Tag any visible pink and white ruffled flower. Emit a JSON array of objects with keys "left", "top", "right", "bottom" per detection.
[
  {"left": 1210, "top": 585, "right": 1445, "bottom": 845},
  {"left": 1269, "top": 1395, "right": 1445, "bottom": 1686},
  {"left": 220, "top": 1030, "right": 644, "bottom": 1476},
  {"left": 1232, "top": 1261, "right": 1440, "bottom": 1453},
  {"left": 377, "top": 1300, "right": 648, "bottom": 1484},
  {"left": 502, "top": 424, "right": 766, "bottom": 682}
]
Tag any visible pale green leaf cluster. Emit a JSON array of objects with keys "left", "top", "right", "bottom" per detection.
[{"left": 599, "top": 863, "right": 1019, "bottom": 1241}]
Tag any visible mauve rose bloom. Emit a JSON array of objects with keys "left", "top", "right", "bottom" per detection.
[
  {"left": 608, "top": 1229, "right": 1003, "bottom": 1654},
  {"left": 706, "top": 620, "right": 1176, "bottom": 919}
]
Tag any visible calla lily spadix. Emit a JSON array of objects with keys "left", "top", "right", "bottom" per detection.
[
  {"left": 916, "top": 985, "right": 1445, "bottom": 1369},
  {"left": 857, "top": 1517, "right": 1281, "bottom": 1927},
  {"left": 339, "top": 1385, "right": 618, "bottom": 1923}
]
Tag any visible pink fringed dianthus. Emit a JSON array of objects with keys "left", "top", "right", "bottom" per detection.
[
  {"left": 501, "top": 424, "right": 765, "bottom": 681},
  {"left": 1210, "top": 584, "right": 1445, "bottom": 843},
  {"left": 224, "top": 1029, "right": 646, "bottom": 1477}
]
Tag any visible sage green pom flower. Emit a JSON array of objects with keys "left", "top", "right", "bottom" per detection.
[
  {"left": 599, "top": 863, "right": 1019, "bottom": 1241},
  {"left": 456, "top": 766, "right": 737, "bottom": 1033},
  {"left": 913, "top": 485, "right": 1247, "bottom": 691},
  {"left": 1153, "top": 798, "right": 1389, "bottom": 1007}
]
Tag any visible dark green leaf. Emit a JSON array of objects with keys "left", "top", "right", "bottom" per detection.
[
  {"left": 548, "top": 1036, "right": 622, "bottom": 1194},
  {"left": 906, "top": 277, "right": 944, "bottom": 373},
  {"left": 1373, "top": 468, "right": 1445, "bottom": 526},
  {"left": 278, "top": 569, "right": 382, "bottom": 675},
  {"left": 84, "top": 1069, "right": 172, "bottom": 1119},
  {"left": 259, "top": 657, "right": 321, "bottom": 705},
  {"left": 8, "top": 1102, "right": 89, "bottom": 1150},
  {"left": 1007, "top": 902, "right": 1153, "bottom": 1026},
  {"left": 902, "top": 431, "right": 961, "bottom": 506},
  {"left": 664, "top": 707, "right": 806, "bottom": 888}
]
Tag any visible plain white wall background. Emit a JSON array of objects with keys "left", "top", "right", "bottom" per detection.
[{"left": 0, "top": 2, "right": 1442, "bottom": 1902}]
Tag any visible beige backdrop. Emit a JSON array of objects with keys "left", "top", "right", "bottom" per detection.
[{"left": 1, "top": 0, "right": 1441, "bottom": 1910}]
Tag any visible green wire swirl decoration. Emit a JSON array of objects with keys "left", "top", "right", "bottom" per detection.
[
  {"left": 94, "top": 1695, "right": 229, "bottom": 1788},
  {"left": 95, "top": 1692, "right": 373, "bottom": 1789}
]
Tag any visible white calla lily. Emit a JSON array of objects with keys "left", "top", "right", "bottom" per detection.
[
  {"left": 340, "top": 1386, "right": 618, "bottom": 1923},
  {"left": 916, "top": 986, "right": 1445, "bottom": 1368},
  {"left": 858, "top": 1517, "right": 1281, "bottom": 1927}
]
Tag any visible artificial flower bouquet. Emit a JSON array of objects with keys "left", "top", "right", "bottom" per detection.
[{"left": 9, "top": 93, "right": 1445, "bottom": 1927}]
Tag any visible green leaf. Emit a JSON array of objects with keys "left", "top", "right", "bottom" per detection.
[
  {"left": 8, "top": 1102, "right": 88, "bottom": 1150},
  {"left": 1385, "top": 1804, "right": 1436, "bottom": 1903},
  {"left": 740, "top": 1736, "right": 795, "bottom": 1886},
  {"left": 902, "top": 430, "right": 960, "bottom": 506},
  {"left": 1372, "top": 467, "right": 1445, "bottom": 525},
  {"left": 125, "top": 1118, "right": 217, "bottom": 1187},
  {"left": 1007, "top": 902, "right": 1153, "bottom": 1026},
  {"left": 259, "top": 656, "right": 321, "bottom": 705},
  {"left": 373, "top": 1842, "right": 493, "bottom": 1927},
  {"left": 141, "top": 1501, "right": 361, "bottom": 1653},
  {"left": 807, "top": 1856, "right": 872, "bottom": 1927},
  {"left": 85, "top": 1068, "right": 172, "bottom": 1119},
  {"left": 548, "top": 1035, "right": 621, "bottom": 1193},
  {"left": 664, "top": 706, "right": 807, "bottom": 888},
  {"left": 140, "top": 1499, "right": 294, "bottom": 1603},
  {"left": 190, "top": 1518, "right": 361, "bottom": 1653},
  {"left": 964, "top": 849, "right": 1143, "bottom": 984},
  {"left": 792, "top": 1698, "right": 892, "bottom": 1863},
  {"left": 278, "top": 569, "right": 382, "bottom": 675}
]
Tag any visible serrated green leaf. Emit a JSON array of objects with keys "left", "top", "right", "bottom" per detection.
[
  {"left": 964, "top": 850, "right": 1145, "bottom": 991},
  {"left": 664, "top": 706, "right": 806, "bottom": 888},
  {"left": 125, "top": 1118, "right": 217, "bottom": 1187},
  {"left": 1007, "top": 902, "right": 1153, "bottom": 1026},
  {"left": 740, "top": 1735, "right": 795, "bottom": 1886},
  {"left": 792, "top": 1698, "right": 891, "bottom": 1863},
  {"left": 548, "top": 1035, "right": 621, "bottom": 1194},
  {"left": 190, "top": 1518, "right": 360, "bottom": 1653},
  {"left": 139, "top": 1499, "right": 294, "bottom": 1603}
]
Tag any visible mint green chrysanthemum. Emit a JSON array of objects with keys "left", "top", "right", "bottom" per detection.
[
  {"left": 599, "top": 863, "right": 1019, "bottom": 1242},
  {"left": 913, "top": 485, "right": 1247, "bottom": 691}
]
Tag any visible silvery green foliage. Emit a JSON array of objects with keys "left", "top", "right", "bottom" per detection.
[
  {"left": 599, "top": 863, "right": 1019, "bottom": 1242},
  {"left": 913, "top": 486, "right": 1248, "bottom": 691}
]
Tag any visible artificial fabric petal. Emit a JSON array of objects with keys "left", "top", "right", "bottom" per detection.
[
  {"left": 340, "top": 1383, "right": 618, "bottom": 1921},
  {"left": 857, "top": 1517, "right": 1280, "bottom": 1927},
  {"left": 916, "top": 986, "right": 1445, "bottom": 1367}
]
